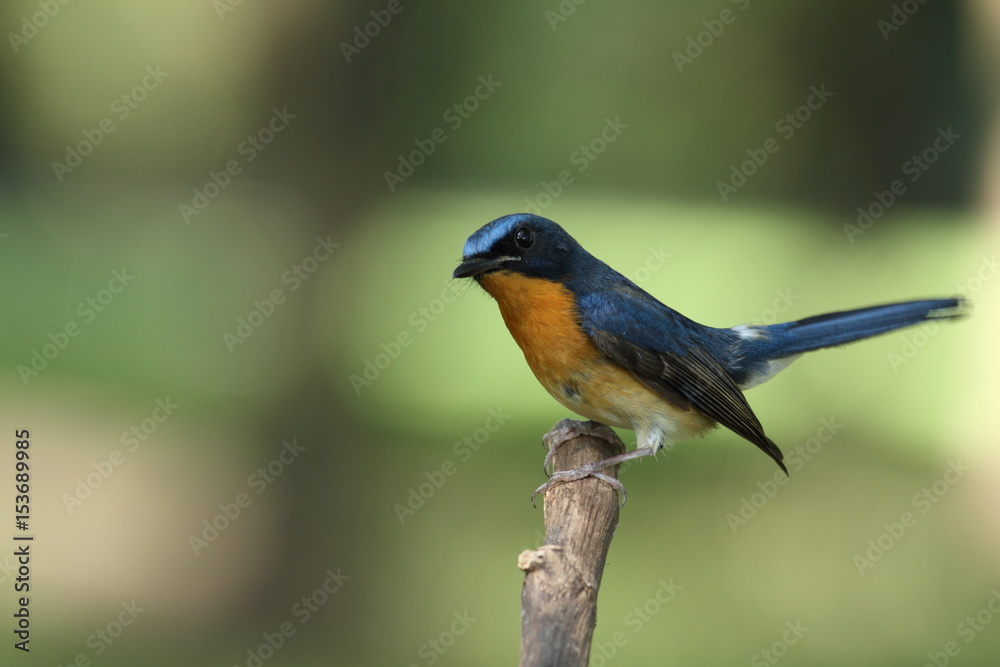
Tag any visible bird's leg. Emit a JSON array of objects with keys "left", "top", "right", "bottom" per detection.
[{"left": 533, "top": 420, "right": 658, "bottom": 507}]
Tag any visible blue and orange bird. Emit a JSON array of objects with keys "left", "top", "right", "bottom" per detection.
[{"left": 452, "top": 213, "right": 966, "bottom": 490}]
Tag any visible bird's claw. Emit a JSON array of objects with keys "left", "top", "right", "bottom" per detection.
[
  {"left": 531, "top": 465, "right": 627, "bottom": 508},
  {"left": 541, "top": 419, "right": 614, "bottom": 477}
]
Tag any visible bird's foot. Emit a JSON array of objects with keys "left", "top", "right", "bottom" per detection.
[
  {"left": 541, "top": 419, "right": 613, "bottom": 476},
  {"left": 532, "top": 441, "right": 659, "bottom": 508},
  {"left": 532, "top": 466, "right": 627, "bottom": 508}
]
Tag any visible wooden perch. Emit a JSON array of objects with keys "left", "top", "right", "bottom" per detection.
[{"left": 518, "top": 419, "right": 627, "bottom": 667}]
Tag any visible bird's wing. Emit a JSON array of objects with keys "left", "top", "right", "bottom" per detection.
[{"left": 577, "top": 285, "right": 787, "bottom": 472}]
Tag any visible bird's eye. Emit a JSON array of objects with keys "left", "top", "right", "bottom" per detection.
[{"left": 514, "top": 226, "right": 534, "bottom": 249}]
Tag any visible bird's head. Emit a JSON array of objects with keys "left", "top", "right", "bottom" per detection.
[{"left": 452, "top": 214, "right": 585, "bottom": 284}]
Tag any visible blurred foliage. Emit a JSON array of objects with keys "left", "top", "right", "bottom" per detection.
[{"left": 0, "top": 1, "right": 998, "bottom": 666}]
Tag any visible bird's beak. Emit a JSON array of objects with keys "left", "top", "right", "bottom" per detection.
[{"left": 452, "top": 256, "right": 518, "bottom": 279}]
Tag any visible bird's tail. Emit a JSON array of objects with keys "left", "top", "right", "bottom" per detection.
[{"left": 751, "top": 298, "right": 967, "bottom": 360}]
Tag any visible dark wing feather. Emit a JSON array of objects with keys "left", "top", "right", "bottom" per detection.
[
  {"left": 577, "top": 285, "right": 787, "bottom": 473},
  {"left": 589, "top": 330, "right": 786, "bottom": 473}
]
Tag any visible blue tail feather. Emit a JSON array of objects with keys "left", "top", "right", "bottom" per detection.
[{"left": 747, "top": 298, "right": 966, "bottom": 361}]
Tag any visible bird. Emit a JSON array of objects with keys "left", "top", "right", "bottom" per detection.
[{"left": 452, "top": 213, "right": 966, "bottom": 494}]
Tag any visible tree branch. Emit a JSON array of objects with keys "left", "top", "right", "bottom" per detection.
[{"left": 517, "top": 419, "right": 627, "bottom": 667}]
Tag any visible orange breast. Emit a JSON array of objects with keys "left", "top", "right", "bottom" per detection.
[
  {"left": 479, "top": 271, "right": 600, "bottom": 392},
  {"left": 478, "top": 271, "right": 718, "bottom": 444}
]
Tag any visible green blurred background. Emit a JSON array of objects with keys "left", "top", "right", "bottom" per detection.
[{"left": 2, "top": 1, "right": 999, "bottom": 665}]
